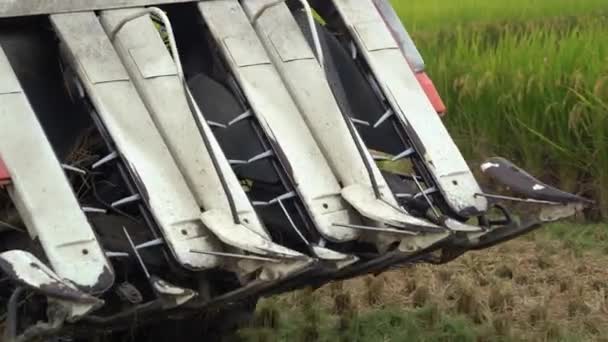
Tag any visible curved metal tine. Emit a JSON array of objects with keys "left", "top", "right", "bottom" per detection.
[
  {"left": 391, "top": 148, "right": 415, "bottom": 161},
  {"left": 123, "top": 227, "right": 151, "bottom": 280},
  {"left": 111, "top": 194, "right": 142, "bottom": 208},
  {"left": 373, "top": 108, "right": 394, "bottom": 128},
  {"left": 350, "top": 41, "right": 358, "bottom": 60},
  {"left": 82, "top": 206, "right": 107, "bottom": 214},
  {"left": 350, "top": 118, "right": 371, "bottom": 127},
  {"left": 236, "top": 103, "right": 300, "bottom": 208},
  {"left": 61, "top": 164, "right": 87, "bottom": 175},
  {"left": 475, "top": 193, "right": 561, "bottom": 206},
  {"left": 227, "top": 109, "right": 253, "bottom": 126},
  {"left": 206, "top": 120, "right": 227, "bottom": 129},
  {"left": 333, "top": 223, "right": 417, "bottom": 236},
  {"left": 106, "top": 251, "right": 130, "bottom": 258},
  {"left": 402, "top": 174, "right": 424, "bottom": 181},
  {"left": 135, "top": 238, "right": 165, "bottom": 250},
  {"left": 92, "top": 151, "right": 118, "bottom": 169},
  {"left": 252, "top": 200, "right": 268, "bottom": 207},
  {"left": 252, "top": 191, "right": 297, "bottom": 207},
  {"left": 414, "top": 186, "right": 438, "bottom": 199},
  {"left": 247, "top": 149, "right": 274, "bottom": 164},
  {"left": 228, "top": 159, "right": 247, "bottom": 166},
  {"left": 411, "top": 174, "right": 440, "bottom": 218},
  {"left": 372, "top": 153, "right": 390, "bottom": 161},
  {"left": 268, "top": 191, "right": 297, "bottom": 205},
  {"left": 229, "top": 150, "right": 274, "bottom": 167},
  {"left": 190, "top": 249, "right": 281, "bottom": 263},
  {"left": 277, "top": 199, "right": 310, "bottom": 247}
]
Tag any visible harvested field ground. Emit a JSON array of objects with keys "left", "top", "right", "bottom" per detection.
[{"left": 238, "top": 225, "right": 608, "bottom": 341}]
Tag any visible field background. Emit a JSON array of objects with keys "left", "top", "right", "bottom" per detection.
[
  {"left": 238, "top": 1, "right": 608, "bottom": 341},
  {"left": 397, "top": 0, "right": 608, "bottom": 218}
]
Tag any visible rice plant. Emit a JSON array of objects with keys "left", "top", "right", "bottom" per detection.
[
  {"left": 407, "top": 17, "right": 608, "bottom": 217},
  {"left": 391, "top": 0, "right": 608, "bottom": 32}
]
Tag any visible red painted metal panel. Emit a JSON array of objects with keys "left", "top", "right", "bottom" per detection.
[
  {"left": 0, "top": 157, "right": 10, "bottom": 186},
  {"left": 416, "top": 72, "right": 447, "bottom": 116}
]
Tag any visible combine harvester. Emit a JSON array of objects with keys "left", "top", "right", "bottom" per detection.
[{"left": 0, "top": 0, "right": 590, "bottom": 340}]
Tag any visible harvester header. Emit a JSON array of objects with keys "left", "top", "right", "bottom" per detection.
[{"left": 0, "top": 1, "right": 588, "bottom": 340}]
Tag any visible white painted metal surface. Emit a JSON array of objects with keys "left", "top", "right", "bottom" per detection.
[
  {"left": 341, "top": 184, "right": 440, "bottom": 230},
  {"left": 200, "top": 209, "right": 304, "bottom": 258},
  {"left": 330, "top": 0, "right": 488, "bottom": 217},
  {"left": 241, "top": 0, "right": 440, "bottom": 232},
  {"left": 312, "top": 245, "right": 358, "bottom": 269},
  {"left": 242, "top": 0, "right": 379, "bottom": 191},
  {"left": 99, "top": 9, "right": 301, "bottom": 260},
  {"left": 371, "top": 0, "right": 425, "bottom": 72},
  {"left": 0, "top": 47, "right": 114, "bottom": 292},
  {"left": 0, "top": 0, "right": 195, "bottom": 18},
  {"left": 151, "top": 277, "right": 197, "bottom": 307},
  {"left": 50, "top": 12, "right": 223, "bottom": 270},
  {"left": 198, "top": 0, "right": 361, "bottom": 242}
]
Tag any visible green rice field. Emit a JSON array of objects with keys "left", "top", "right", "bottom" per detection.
[
  {"left": 392, "top": 0, "right": 608, "bottom": 31},
  {"left": 396, "top": 1, "right": 608, "bottom": 218}
]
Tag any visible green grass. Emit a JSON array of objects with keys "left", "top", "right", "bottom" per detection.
[
  {"left": 238, "top": 296, "right": 594, "bottom": 342},
  {"left": 401, "top": 14, "right": 608, "bottom": 217},
  {"left": 238, "top": 302, "right": 483, "bottom": 342},
  {"left": 537, "top": 222, "right": 608, "bottom": 255},
  {"left": 391, "top": 0, "right": 608, "bottom": 32}
]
